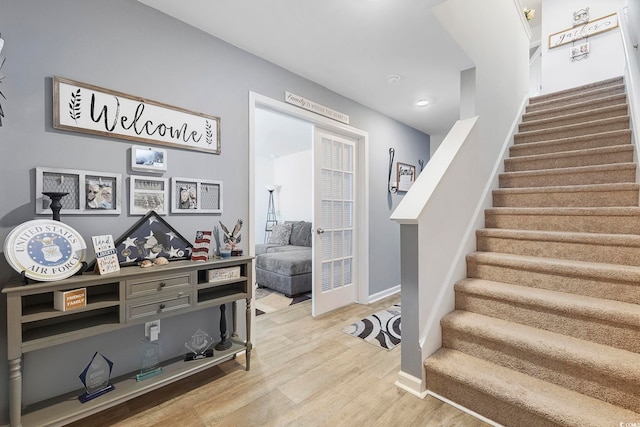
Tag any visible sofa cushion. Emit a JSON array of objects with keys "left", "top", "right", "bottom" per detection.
[
  {"left": 268, "top": 223, "right": 292, "bottom": 245},
  {"left": 288, "top": 221, "right": 312, "bottom": 247},
  {"left": 255, "top": 248, "right": 312, "bottom": 276}
]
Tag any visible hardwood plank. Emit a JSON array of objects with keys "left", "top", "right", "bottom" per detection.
[{"left": 70, "top": 295, "right": 490, "bottom": 426}]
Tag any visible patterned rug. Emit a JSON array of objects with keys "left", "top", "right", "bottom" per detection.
[
  {"left": 341, "top": 304, "right": 401, "bottom": 350},
  {"left": 255, "top": 287, "right": 311, "bottom": 316}
]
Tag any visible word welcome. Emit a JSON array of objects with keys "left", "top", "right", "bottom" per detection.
[{"left": 54, "top": 77, "right": 221, "bottom": 154}]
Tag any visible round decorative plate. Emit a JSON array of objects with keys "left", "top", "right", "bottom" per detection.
[{"left": 4, "top": 219, "right": 87, "bottom": 281}]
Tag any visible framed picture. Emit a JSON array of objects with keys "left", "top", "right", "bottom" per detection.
[
  {"left": 396, "top": 162, "right": 416, "bottom": 192},
  {"left": 570, "top": 42, "right": 590, "bottom": 61},
  {"left": 36, "top": 166, "right": 122, "bottom": 215},
  {"left": 131, "top": 145, "right": 168, "bottom": 173},
  {"left": 129, "top": 175, "right": 168, "bottom": 215},
  {"left": 171, "top": 177, "right": 223, "bottom": 214}
]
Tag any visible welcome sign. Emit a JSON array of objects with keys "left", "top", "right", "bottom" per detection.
[{"left": 53, "top": 76, "right": 221, "bottom": 154}]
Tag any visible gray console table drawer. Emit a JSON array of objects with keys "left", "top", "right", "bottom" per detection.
[
  {"left": 126, "top": 293, "right": 192, "bottom": 321},
  {"left": 126, "top": 274, "right": 191, "bottom": 299}
]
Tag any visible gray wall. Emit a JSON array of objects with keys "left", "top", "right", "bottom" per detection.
[{"left": 0, "top": 0, "right": 429, "bottom": 421}]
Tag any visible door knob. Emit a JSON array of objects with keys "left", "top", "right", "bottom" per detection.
[{"left": 316, "top": 228, "right": 325, "bottom": 235}]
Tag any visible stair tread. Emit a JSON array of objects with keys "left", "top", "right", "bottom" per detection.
[
  {"left": 510, "top": 129, "right": 632, "bottom": 154},
  {"left": 455, "top": 279, "right": 640, "bottom": 329},
  {"left": 522, "top": 93, "right": 628, "bottom": 122},
  {"left": 500, "top": 162, "right": 636, "bottom": 178},
  {"left": 493, "top": 182, "right": 639, "bottom": 194},
  {"left": 425, "top": 348, "right": 640, "bottom": 422},
  {"left": 514, "top": 115, "right": 629, "bottom": 139},
  {"left": 477, "top": 227, "right": 640, "bottom": 245},
  {"left": 505, "top": 144, "right": 633, "bottom": 164},
  {"left": 485, "top": 206, "right": 640, "bottom": 216},
  {"left": 520, "top": 104, "right": 628, "bottom": 130},
  {"left": 529, "top": 79, "right": 624, "bottom": 105},
  {"left": 468, "top": 251, "right": 640, "bottom": 281},
  {"left": 443, "top": 309, "right": 640, "bottom": 380}
]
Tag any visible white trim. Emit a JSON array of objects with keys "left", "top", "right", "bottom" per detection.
[
  {"left": 395, "top": 371, "right": 427, "bottom": 398},
  {"left": 367, "top": 284, "right": 400, "bottom": 304},
  {"left": 248, "top": 91, "right": 370, "bottom": 310},
  {"left": 427, "top": 390, "right": 504, "bottom": 427}
]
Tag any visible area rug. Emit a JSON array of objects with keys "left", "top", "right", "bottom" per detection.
[
  {"left": 255, "top": 287, "right": 311, "bottom": 316},
  {"left": 341, "top": 304, "right": 401, "bottom": 350}
]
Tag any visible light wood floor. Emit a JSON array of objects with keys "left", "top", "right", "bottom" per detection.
[{"left": 70, "top": 295, "right": 489, "bottom": 426}]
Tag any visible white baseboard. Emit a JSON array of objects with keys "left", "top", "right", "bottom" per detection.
[
  {"left": 427, "top": 390, "right": 503, "bottom": 427},
  {"left": 395, "top": 370, "right": 428, "bottom": 398},
  {"left": 367, "top": 284, "right": 401, "bottom": 304}
]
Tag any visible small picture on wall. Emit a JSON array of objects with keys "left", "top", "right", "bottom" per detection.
[
  {"left": 130, "top": 175, "right": 168, "bottom": 215},
  {"left": 131, "top": 145, "right": 167, "bottom": 173},
  {"left": 174, "top": 179, "right": 198, "bottom": 211},
  {"left": 570, "top": 42, "right": 589, "bottom": 61},
  {"left": 171, "top": 177, "right": 223, "bottom": 213},
  {"left": 86, "top": 176, "right": 116, "bottom": 210},
  {"left": 396, "top": 162, "right": 416, "bottom": 192}
]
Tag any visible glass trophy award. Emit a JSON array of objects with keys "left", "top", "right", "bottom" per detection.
[
  {"left": 136, "top": 340, "right": 163, "bottom": 381},
  {"left": 184, "top": 328, "right": 214, "bottom": 361},
  {"left": 78, "top": 352, "right": 115, "bottom": 403}
]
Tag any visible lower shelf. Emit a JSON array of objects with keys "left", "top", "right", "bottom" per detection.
[{"left": 20, "top": 340, "right": 248, "bottom": 427}]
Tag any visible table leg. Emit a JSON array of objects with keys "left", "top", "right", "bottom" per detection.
[{"left": 9, "top": 357, "right": 22, "bottom": 427}]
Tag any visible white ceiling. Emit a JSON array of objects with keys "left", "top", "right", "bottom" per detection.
[{"left": 137, "top": 0, "right": 478, "bottom": 137}]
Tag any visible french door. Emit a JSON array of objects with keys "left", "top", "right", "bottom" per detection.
[{"left": 312, "top": 129, "right": 357, "bottom": 316}]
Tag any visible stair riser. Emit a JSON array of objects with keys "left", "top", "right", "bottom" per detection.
[
  {"left": 493, "top": 188, "right": 639, "bottom": 208},
  {"left": 454, "top": 293, "right": 640, "bottom": 354},
  {"left": 510, "top": 131, "right": 632, "bottom": 157},
  {"left": 442, "top": 327, "right": 640, "bottom": 412},
  {"left": 526, "top": 86, "right": 626, "bottom": 112},
  {"left": 426, "top": 368, "right": 559, "bottom": 427},
  {"left": 519, "top": 106, "right": 628, "bottom": 133},
  {"left": 485, "top": 212, "right": 640, "bottom": 234},
  {"left": 499, "top": 167, "right": 635, "bottom": 188},
  {"left": 504, "top": 149, "right": 634, "bottom": 172},
  {"left": 466, "top": 257, "right": 640, "bottom": 305},
  {"left": 476, "top": 234, "right": 640, "bottom": 267},
  {"left": 529, "top": 78, "right": 623, "bottom": 104},
  {"left": 425, "top": 370, "right": 561, "bottom": 427},
  {"left": 522, "top": 95, "right": 628, "bottom": 122},
  {"left": 514, "top": 118, "right": 629, "bottom": 144}
]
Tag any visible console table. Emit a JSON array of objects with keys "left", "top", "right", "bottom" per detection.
[{"left": 2, "top": 256, "right": 253, "bottom": 427}]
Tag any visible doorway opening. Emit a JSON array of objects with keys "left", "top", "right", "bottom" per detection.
[{"left": 249, "top": 92, "right": 370, "bottom": 318}]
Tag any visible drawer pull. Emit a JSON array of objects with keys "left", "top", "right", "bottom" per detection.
[
  {"left": 159, "top": 282, "right": 166, "bottom": 288},
  {"left": 159, "top": 304, "right": 166, "bottom": 310}
]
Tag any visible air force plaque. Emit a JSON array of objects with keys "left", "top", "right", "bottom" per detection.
[
  {"left": 3, "top": 219, "right": 86, "bottom": 281},
  {"left": 78, "top": 352, "right": 115, "bottom": 403}
]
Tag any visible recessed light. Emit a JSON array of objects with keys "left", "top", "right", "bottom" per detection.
[
  {"left": 416, "top": 99, "right": 430, "bottom": 107},
  {"left": 386, "top": 74, "right": 401, "bottom": 84}
]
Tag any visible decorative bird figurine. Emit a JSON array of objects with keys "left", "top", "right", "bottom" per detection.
[{"left": 219, "top": 219, "right": 243, "bottom": 250}]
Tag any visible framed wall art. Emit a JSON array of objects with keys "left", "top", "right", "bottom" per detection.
[
  {"left": 36, "top": 166, "right": 122, "bottom": 215},
  {"left": 171, "top": 177, "right": 223, "bottom": 214},
  {"left": 396, "top": 162, "right": 416, "bottom": 192},
  {"left": 131, "top": 145, "right": 168, "bottom": 173},
  {"left": 53, "top": 76, "right": 221, "bottom": 154},
  {"left": 129, "top": 175, "right": 168, "bottom": 215}
]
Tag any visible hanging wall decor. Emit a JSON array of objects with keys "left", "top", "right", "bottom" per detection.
[
  {"left": 171, "top": 177, "right": 223, "bottom": 214},
  {"left": 53, "top": 76, "right": 221, "bottom": 154},
  {"left": 0, "top": 33, "right": 6, "bottom": 126},
  {"left": 36, "top": 166, "right": 122, "bottom": 215},
  {"left": 548, "top": 13, "right": 618, "bottom": 49}
]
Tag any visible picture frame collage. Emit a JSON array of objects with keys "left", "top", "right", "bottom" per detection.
[{"left": 36, "top": 145, "right": 223, "bottom": 217}]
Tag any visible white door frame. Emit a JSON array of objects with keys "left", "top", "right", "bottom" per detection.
[{"left": 248, "top": 91, "right": 370, "bottom": 306}]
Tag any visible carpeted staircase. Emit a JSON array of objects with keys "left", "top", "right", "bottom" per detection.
[{"left": 424, "top": 76, "right": 640, "bottom": 426}]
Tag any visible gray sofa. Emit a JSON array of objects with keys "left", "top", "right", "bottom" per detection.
[{"left": 255, "top": 221, "right": 312, "bottom": 297}]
